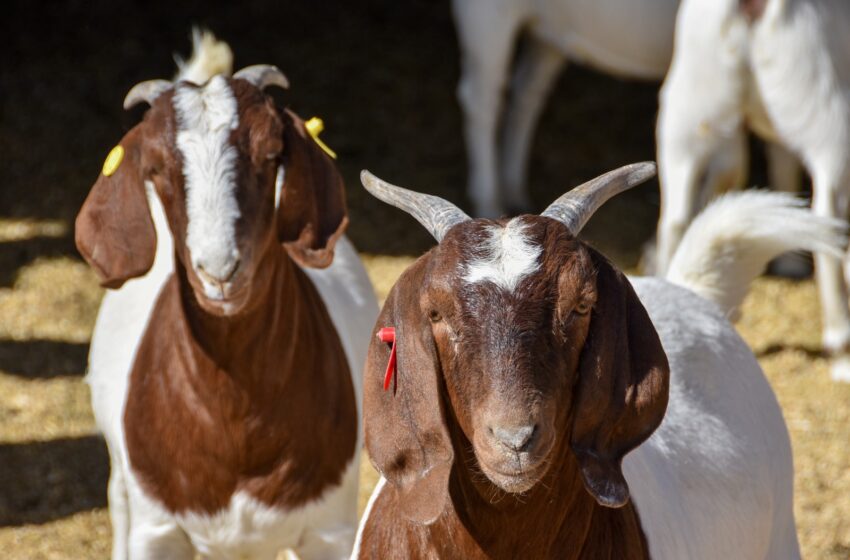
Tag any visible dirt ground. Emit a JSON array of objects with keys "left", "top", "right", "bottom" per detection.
[{"left": 1, "top": 0, "right": 848, "bottom": 558}]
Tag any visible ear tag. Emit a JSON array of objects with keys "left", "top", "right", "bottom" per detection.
[
  {"left": 304, "top": 117, "right": 337, "bottom": 159},
  {"left": 377, "top": 327, "right": 397, "bottom": 392},
  {"left": 102, "top": 145, "right": 125, "bottom": 177}
]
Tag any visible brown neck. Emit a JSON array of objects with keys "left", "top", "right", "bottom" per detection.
[
  {"left": 442, "top": 421, "right": 649, "bottom": 559},
  {"left": 124, "top": 241, "right": 357, "bottom": 513},
  {"left": 174, "top": 245, "right": 298, "bottom": 376}
]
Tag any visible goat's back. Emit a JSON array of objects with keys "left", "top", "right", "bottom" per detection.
[{"left": 623, "top": 277, "right": 799, "bottom": 559}]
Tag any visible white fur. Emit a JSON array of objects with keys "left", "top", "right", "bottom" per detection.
[
  {"left": 174, "top": 27, "right": 234, "bottom": 84},
  {"left": 89, "top": 43, "right": 378, "bottom": 558},
  {"left": 452, "top": 0, "right": 798, "bottom": 219},
  {"left": 622, "top": 278, "right": 799, "bottom": 559},
  {"left": 667, "top": 191, "right": 846, "bottom": 318},
  {"left": 463, "top": 217, "right": 541, "bottom": 291},
  {"left": 174, "top": 75, "right": 241, "bottom": 290},
  {"left": 655, "top": 0, "right": 850, "bottom": 381}
]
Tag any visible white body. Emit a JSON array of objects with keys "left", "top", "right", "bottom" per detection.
[
  {"left": 452, "top": 0, "right": 800, "bottom": 228},
  {"left": 354, "top": 191, "right": 837, "bottom": 558},
  {"left": 87, "top": 187, "right": 378, "bottom": 559},
  {"left": 655, "top": 0, "right": 850, "bottom": 380}
]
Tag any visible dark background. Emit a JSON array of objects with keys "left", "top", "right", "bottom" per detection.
[{"left": 0, "top": 0, "right": 712, "bottom": 268}]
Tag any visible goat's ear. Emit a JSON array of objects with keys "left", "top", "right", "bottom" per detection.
[
  {"left": 363, "top": 256, "right": 454, "bottom": 525},
  {"left": 570, "top": 248, "right": 669, "bottom": 508},
  {"left": 277, "top": 109, "right": 348, "bottom": 269},
  {"left": 75, "top": 126, "right": 156, "bottom": 289}
]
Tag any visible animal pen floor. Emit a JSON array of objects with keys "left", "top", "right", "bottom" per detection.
[{"left": 2, "top": 0, "right": 849, "bottom": 557}]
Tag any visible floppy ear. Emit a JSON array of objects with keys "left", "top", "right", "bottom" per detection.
[
  {"left": 278, "top": 109, "right": 348, "bottom": 268},
  {"left": 570, "top": 248, "right": 669, "bottom": 508},
  {"left": 75, "top": 126, "right": 156, "bottom": 289},
  {"left": 363, "top": 256, "right": 454, "bottom": 525}
]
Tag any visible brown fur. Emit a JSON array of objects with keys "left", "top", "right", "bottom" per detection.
[
  {"left": 740, "top": 0, "right": 768, "bottom": 21},
  {"left": 124, "top": 252, "right": 356, "bottom": 513},
  {"left": 359, "top": 217, "right": 668, "bottom": 558},
  {"left": 75, "top": 77, "right": 357, "bottom": 513}
]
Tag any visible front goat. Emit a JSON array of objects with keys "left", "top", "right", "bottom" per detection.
[
  {"left": 76, "top": 43, "right": 377, "bottom": 559},
  {"left": 353, "top": 163, "right": 843, "bottom": 559}
]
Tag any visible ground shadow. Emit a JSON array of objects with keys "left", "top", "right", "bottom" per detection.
[
  {"left": 0, "top": 237, "right": 78, "bottom": 288},
  {"left": 0, "top": 340, "right": 89, "bottom": 378},
  {"left": 757, "top": 344, "right": 824, "bottom": 359},
  {"left": 0, "top": 435, "right": 108, "bottom": 527}
]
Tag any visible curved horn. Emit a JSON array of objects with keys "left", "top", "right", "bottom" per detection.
[
  {"left": 233, "top": 64, "right": 289, "bottom": 91},
  {"left": 541, "top": 162, "right": 657, "bottom": 235},
  {"left": 123, "top": 80, "right": 172, "bottom": 110},
  {"left": 361, "top": 171, "right": 470, "bottom": 242}
]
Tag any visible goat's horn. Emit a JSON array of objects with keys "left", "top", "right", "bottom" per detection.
[
  {"left": 233, "top": 65, "right": 289, "bottom": 90},
  {"left": 541, "top": 162, "right": 657, "bottom": 235},
  {"left": 361, "top": 171, "right": 470, "bottom": 242},
  {"left": 123, "top": 79, "right": 172, "bottom": 110}
]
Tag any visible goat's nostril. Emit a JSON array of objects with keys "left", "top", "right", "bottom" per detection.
[{"left": 492, "top": 424, "right": 537, "bottom": 452}]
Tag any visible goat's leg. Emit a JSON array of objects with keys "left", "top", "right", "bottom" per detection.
[
  {"left": 766, "top": 142, "right": 812, "bottom": 277},
  {"left": 500, "top": 35, "right": 566, "bottom": 213},
  {"left": 453, "top": 0, "right": 524, "bottom": 217},
  {"left": 653, "top": 1, "right": 749, "bottom": 275},
  {"left": 107, "top": 462, "right": 130, "bottom": 560},
  {"left": 810, "top": 171, "right": 850, "bottom": 382}
]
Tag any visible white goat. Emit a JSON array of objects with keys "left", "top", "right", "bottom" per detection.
[
  {"left": 655, "top": 0, "right": 850, "bottom": 381},
  {"left": 452, "top": 0, "right": 799, "bottom": 218}
]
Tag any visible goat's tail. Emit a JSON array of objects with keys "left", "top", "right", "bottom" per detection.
[
  {"left": 173, "top": 27, "right": 233, "bottom": 84},
  {"left": 665, "top": 191, "right": 846, "bottom": 318}
]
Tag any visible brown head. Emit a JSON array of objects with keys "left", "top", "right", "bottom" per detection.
[
  {"left": 361, "top": 164, "right": 669, "bottom": 524},
  {"left": 75, "top": 66, "right": 347, "bottom": 315}
]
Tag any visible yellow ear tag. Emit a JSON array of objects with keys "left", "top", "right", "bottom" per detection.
[
  {"left": 102, "top": 145, "right": 125, "bottom": 177},
  {"left": 304, "top": 117, "right": 337, "bottom": 159}
]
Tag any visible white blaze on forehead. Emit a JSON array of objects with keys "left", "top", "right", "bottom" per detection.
[
  {"left": 463, "top": 218, "right": 542, "bottom": 291},
  {"left": 173, "top": 75, "right": 240, "bottom": 279}
]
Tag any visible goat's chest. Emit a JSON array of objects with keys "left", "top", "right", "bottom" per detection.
[{"left": 122, "top": 279, "right": 357, "bottom": 517}]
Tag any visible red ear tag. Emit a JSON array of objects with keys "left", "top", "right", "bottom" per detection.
[{"left": 377, "top": 327, "right": 397, "bottom": 392}]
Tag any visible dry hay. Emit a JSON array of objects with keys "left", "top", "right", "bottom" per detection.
[{"left": 0, "top": 243, "right": 847, "bottom": 558}]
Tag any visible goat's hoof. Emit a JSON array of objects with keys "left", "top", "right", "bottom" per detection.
[{"left": 830, "top": 355, "right": 850, "bottom": 383}]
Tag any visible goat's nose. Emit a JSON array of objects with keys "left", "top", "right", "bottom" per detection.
[
  {"left": 196, "top": 258, "right": 241, "bottom": 285},
  {"left": 490, "top": 424, "right": 537, "bottom": 452}
]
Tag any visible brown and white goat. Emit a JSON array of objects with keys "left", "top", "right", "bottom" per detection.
[
  {"left": 76, "top": 64, "right": 377, "bottom": 559},
  {"left": 350, "top": 164, "right": 830, "bottom": 558}
]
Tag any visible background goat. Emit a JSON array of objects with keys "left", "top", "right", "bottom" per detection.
[
  {"left": 452, "top": 0, "right": 799, "bottom": 218},
  {"left": 352, "top": 163, "right": 843, "bottom": 558},
  {"left": 654, "top": 0, "right": 850, "bottom": 382},
  {"left": 76, "top": 36, "right": 377, "bottom": 559}
]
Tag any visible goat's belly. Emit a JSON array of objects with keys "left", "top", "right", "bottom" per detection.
[{"left": 531, "top": 0, "right": 678, "bottom": 79}]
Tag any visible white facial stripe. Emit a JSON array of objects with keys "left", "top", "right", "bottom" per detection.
[
  {"left": 174, "top": 75, "right": 241, "bottom": 281},
  {"left": 463, "top": 218, "right": 542, "bottom": 291}
]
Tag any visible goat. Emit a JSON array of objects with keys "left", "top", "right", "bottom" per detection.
[
  {"left": 452, "top": 0, "right": 801, "bottom": 218},
  {"left": 654, "top": 0, "right": 850, "bottom": 381},
  {"left": 351, "top": 163, "right": 843, "bottom": 558},
  {"left": 75, "top": 36, "right": 377, "bottom": 559}
]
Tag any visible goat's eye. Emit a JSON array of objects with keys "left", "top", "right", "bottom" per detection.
[
  {"left": 574, "top": 301, "right": 592, "bottom": 316},
  {"left": 265, "top": 152, "right": 278, "bottom": 161},
  {"left": 429, "top": 310, "right": 442, "bottom": 323}
]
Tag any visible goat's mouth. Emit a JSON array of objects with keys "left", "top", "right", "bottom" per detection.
[
  {"left": 478, "top": 457, "right": 550, "bottom": 494},
  {"left": 193, "top": 280, "right": 251, "bottom": 315}
]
